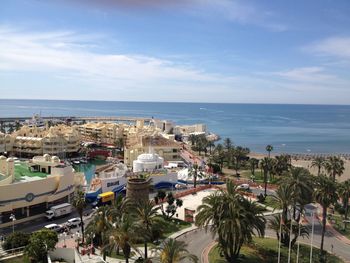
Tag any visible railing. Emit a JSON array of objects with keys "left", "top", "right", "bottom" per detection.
[{"left": 0, "top": 245, "right": 26, "bottom": 259}]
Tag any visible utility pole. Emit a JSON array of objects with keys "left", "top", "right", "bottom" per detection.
[
  {"left": 9, "top": 213, "right": 16, "bottom": 234},
  {"left": 310, "top": 211, "right": 315, "bottom": 263},
  {"left": 277, "top": 214, "right": 283, "bottom": 263}
]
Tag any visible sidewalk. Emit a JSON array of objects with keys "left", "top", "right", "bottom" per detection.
[{"left": 315, "top": 204, "right": 350, "bottom": 245}]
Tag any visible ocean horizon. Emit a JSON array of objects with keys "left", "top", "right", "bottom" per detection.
[{"left": 1, "top": 99, "right": 350, "bottom": 154}]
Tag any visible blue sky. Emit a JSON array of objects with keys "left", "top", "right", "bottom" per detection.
[{"left": 1, "top": 0, "right": 350, "bottom": 104}]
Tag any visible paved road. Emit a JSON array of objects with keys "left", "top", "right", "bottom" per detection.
[{"left": 178, "top": 204, "right": 350, "bottom": 262}]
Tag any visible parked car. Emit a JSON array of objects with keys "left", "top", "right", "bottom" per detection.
[
  {"left": 44, "top": 223, "right": 64, "bottom": 233},
  {"left": 237, "top": 183, "right": 250, "bottom": 191},
  {"left": 67, "top": 217, "right": 82, "bottom": 228}
]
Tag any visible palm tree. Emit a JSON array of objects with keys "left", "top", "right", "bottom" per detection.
[
  {"left": 338, "top": 180, "right": 350, "bottom": 229},
  {"left": 133, "top": 200, "right": 162, "bottom": 259},
  {"left": 223, "top": 137, "right": 233, "bottom": 151},
  {"left": 207, "top": 140, "right": 215, "bottom": 155},
  {"left": 231, "top": 146, "right": 250, "bottom": 176},
  {"left": 86, "top": 206, "right": 111, "bottom": 260},
  {"left": 158, "top": 238, "right": 198, "bottom": 263},
  {"left": 109, "top": 214, "right": 138, "bottom": 263},
  {"left": 248, "top": 158, "right": 259, "bottom": 176},
  {"left": 314, "top": 175, "right": 338, "bottom": 262},
  {"left": 271, "top": 185, "right": 293, "bottom": 241},
  {"left": 325, "top": 156, "right": 345, "bottom": 181},
  {"left": 188, "top": 162, "right": 204, "bottom": 188},
  {"left": 195, "top": 181, "right": 265, "bottom": 262},
  {"left": 72, "top": 189, "right": 86, "bottom": 243},
  {"left": 282, "top": 167, "right": 314, "bottom": 221},
  {"left": 266, "top": 144, "right": 273, "bottom": 158},
  {"left": 269, "top": 214, "right": 309, "bottom": 248},
  {"left": 260, "top": 157, "right": 270, "bottom": 196},
  {"left": 212, "top": 144, "right": 225, "bottom": 171},
  {"left": 274, "top": 155, "right": 291, "bottom": 176},
  {"left": 311, "top": 156, "right": 326, "bottom": 176}
]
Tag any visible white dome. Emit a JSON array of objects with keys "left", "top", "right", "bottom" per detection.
[
  {"left": 51, "top": 156, "right": 60, "bottom": 162},
  {"left": 137, "top": 153, "right": 159, "bottom": 162}
]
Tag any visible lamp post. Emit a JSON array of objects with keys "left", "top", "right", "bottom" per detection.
[
  {"left": 9, "top": 214, "right": 16, "bottom": 234},
  {"left": 310, "top": 211, "right": 315, "bottom": 263}
]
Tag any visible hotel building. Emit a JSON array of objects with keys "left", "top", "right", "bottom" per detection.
[{"left": 0, "top": 154, "right": 77, "bottom": 228}]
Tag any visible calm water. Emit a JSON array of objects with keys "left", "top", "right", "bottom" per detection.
[{"left": 0, "top": 99, "right": 349, "bottom": 154}]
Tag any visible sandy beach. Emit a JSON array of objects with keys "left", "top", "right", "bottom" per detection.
[{"left": 249, "top": 153, "right": 350, "bottom": 182}]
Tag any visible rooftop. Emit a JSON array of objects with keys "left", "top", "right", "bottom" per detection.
[{"left": 14, "top": 162, "right": 49, "bottom": 182}]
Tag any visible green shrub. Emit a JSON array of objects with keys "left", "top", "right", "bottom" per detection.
[{"left": 3, "top": 232, "right": 30, "bottom": 250}]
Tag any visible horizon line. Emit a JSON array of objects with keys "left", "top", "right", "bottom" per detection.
[{"left": 0, "top": 98, "right": 349, "bottom": 107}]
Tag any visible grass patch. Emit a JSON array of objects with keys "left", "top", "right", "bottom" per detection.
[
  {"left": 329, "top": 213, "right": 350, "bottom": 240},
  {"left": 264, "top": 195, "right": 279, "bottom": 209},
  {"left": 159, "top": 216, "right": 192, "bottom": 237},
  {"left": 208, "top": 237, "right": 343, "bottom": 263},
  {"left": 240, "top": 170, "right": 280, "bottom": 184}
]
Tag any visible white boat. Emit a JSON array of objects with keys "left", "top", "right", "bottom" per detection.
[
  {"left": 85, "top": 162, "right": 178, "bottom": 202},
  {"left": 25, "top": 114, "right": 45, "bottom": 127}
]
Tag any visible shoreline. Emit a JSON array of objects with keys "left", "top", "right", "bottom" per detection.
[{"left": 249, "top": 152, "right": 350, "bottom": 160}]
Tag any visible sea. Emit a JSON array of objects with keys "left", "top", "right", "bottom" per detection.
[{"left": 0, "top": 99, "right": 349, "bottom": 154}]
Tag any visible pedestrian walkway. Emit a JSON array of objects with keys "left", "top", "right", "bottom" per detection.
[{"left": 315, "top": 204, "right": 350, "bottom": 246}]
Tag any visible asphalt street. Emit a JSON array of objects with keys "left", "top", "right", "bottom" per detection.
[{"left": 178, "top": 203, "right": 350, "bottom": 263}]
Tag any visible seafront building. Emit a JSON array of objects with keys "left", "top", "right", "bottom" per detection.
[
  {"left": 0, "top": 125, "right": 80, "bottom": 158},
  {"left": 77, "top": 122, "right": 125, "bottom": 145},
  {"left": 133, "top": 152, "right": 164, "bottom": 172},
  {"left": 0, "top": 119, "right": 209, "bottom": 165},
  {"left": 0, "top": 154, "right": 82, "bottom": 229},
  {"left": 124, "top": 134, "right": 182, "bottom": 166}
]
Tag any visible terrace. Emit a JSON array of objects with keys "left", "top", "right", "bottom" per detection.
[{"left": 13, "top": 162, "right": 49, "bottom": 183}]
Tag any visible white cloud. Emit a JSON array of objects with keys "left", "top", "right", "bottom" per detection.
[
  {"left": 0, "top": 25, "right": 222, "bottom": 84},
  {"left": 305, "top": 37, "right": 350, "bottom": 58},
  {"left": 190, "top": 0, "right": 288, "bottom": 32},
  {"left": 273, "top": 67, "right": 336, "bottom": 83},
  {"left": 0, "top": 25, "right": 349, "bottom": 104}
]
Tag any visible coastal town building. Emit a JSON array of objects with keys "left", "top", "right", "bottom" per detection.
[
  {"left": 0, "top": 154, "right": 78, "bottom": 228},
  {"left": 133, "top": 152, "right": 164, "bottom": 172},
  {"left": 77, "top": 122, "right": 125, "bottom": 145},
  {"left": 0, "top": 132, "right": 11, "bottom": 153},
  {"left": 124, "top": 134, "right": 182, "bottom": 166},
  {"left": 0, "top": 125, "right": 81, "bottom": 157},
  {"left": 174, "top": 123, "right": 207, "bottom": 136}
]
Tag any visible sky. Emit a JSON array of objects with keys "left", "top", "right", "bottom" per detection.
[{"left": 1, "top": 0, "right": 350, "bottom": 104}]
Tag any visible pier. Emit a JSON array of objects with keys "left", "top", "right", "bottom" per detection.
[{"left": 0, "top": 116, "right": 153, "bottom": 123}]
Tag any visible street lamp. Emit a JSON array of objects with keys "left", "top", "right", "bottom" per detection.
[{"left": 9, "top": 214, "right": 16, "bottom": 234}]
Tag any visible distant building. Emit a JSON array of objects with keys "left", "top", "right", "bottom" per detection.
[
  {"left": 133, "top": 153, "right": 164, "bottom": 172},
  {"left": 124, "top": 135, "right": 181, "bottom": 166},
  {"left": 0, "top": 125, "right": 80, "bottom": 157},
  {"left": 0, "top": 154, "right": 76, "bottom": 228},
  {"left": 174, "top": 124, "right": 207, "bottom": 136},
  {"left": 77, "top": 122, "right": 125, "bottom": 144},
  {"left": 151, "top": 119, "right": 174, "bottom": 134}
]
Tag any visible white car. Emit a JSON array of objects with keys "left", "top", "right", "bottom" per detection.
[
  {"left": 67, "top": 217, "right": 81, "bottom": 228},
  {"left": 237, "top": 184, "right": 250, "bottom": 191},
  {"left": 45, "top": 223, "right": 63, "bottom": 233}
]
